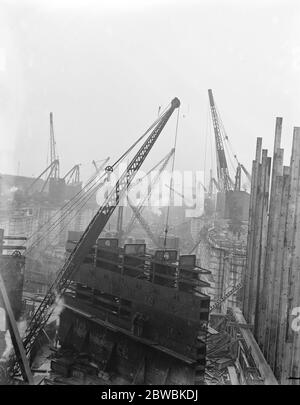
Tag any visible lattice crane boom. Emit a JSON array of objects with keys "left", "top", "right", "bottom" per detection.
[
  {"left": 10, "top": 97, "right": 180, "bottom": 378},
  {"left": 208, "top": 89, "right": 232, "bottom": 192}
]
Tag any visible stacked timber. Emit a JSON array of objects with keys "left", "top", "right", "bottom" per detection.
[{"left": 243, "top": 118, "right": 300, "bottom": 384}]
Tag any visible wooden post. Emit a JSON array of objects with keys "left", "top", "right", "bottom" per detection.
[
  {"left": 281, "top": 128, "right": 300, "bottom": 383},
  {"left": 256, "top": 121, "right": 282, "bottom": 350},
  {"left": 287, "top": 128, "right": 300, "bottom": 383},
  {"left": 0, "top": 273, "right": 34, "bottom": 384},
  {"left": 243, "top": 138, "right": 262, "bottom": 320},
  {"left": 254, "top": 153, "right": 271, "bottom": 339},
  {"left": 268, "top": 166, "right": 290, "bottom": 371},
  {"left": 263, "top": 172, "right": 283, "bottom": 358},
  {"left": 248, "top": 158, "right": 264, "bottom": 327},
  {"left": 260, "top": 149, "right": 284, "bottom": 356}
]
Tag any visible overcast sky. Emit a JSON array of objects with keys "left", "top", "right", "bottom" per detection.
[{"left": 0, "top": 0, "right": 299, "bottom": 185}]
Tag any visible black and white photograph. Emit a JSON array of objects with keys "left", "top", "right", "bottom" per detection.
[{"left": 0, "top": 0, "right": 299, "bottom": 389}]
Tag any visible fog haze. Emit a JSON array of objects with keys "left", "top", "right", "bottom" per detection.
[{"left": 0, "top": 0, "right": 299, "bottom": 183}]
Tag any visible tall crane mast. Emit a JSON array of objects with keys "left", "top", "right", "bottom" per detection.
[
  {"left": 208, "top": 89, "right": 232, "bottom": 193},
  {"left": 9, "top": 97, "right": 180, "bottom": 380},
  {"left": 49, "top": 112, "right": 59, "bottom": 179}
]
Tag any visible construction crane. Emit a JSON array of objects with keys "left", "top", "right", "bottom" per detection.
[
  {"left": 240, "top": 164, "right": 251, "bottom": 182},
  {"left": 208, "top": 89, "right": 233, "bottom": 193},
  {"left": 26, "top": 113, "right": 60, "bottom": 194},
  {"left": 49, "top": 112, "right": 59, "bottom": 180},
  {"left": 92, "top": 158, "right": 110, "bottom": 174},
  {"left": 234, "top": 162, "right": 252, "bottom": 191},
  {"left": 26, "top": 159, "right": 60, "bottom": 194},
  {"left": 123, "top": 148, "right": 175, "bottom": 239},
  {"left": 234, "top": 163, "right": 242, "bottom": 191},
  {"left": 9, "top": 97, "right": 180, "bottom": 380},
  {"left": 232, "top": 151, "right": 251, "bottom": 190},
  {"left": 63, "top": 164, "right": 80, "bottom": 184}
]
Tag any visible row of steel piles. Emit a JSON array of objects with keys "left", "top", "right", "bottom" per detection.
[{"left": 242, "top": 117, "right": 300, "bottom": 384}]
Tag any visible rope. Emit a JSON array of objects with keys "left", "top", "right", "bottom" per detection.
[{"left": 163, "top": 107, "right": 180, "bottom": 249}]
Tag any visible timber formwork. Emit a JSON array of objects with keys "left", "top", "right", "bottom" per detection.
[{"left": 243, "top": 118, "right": 300, "bottom": 384}]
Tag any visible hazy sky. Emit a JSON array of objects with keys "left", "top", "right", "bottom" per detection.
[{"left": 0, "top": 0, "right": 300, "bottom": 185}]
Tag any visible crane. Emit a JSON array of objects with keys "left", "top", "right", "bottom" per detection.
[
  {"left": 92, "top": 158, "right": 110, "bottom": 174},
  {"left": 9, "top": 97, "right": 180, "bottom": 380},
  {"left": 25, "top": 113, "right": 60, "bottom": 194},
  {"left": 208, "top": 89, "right": 233, "bottom": 193},
  {"left": 240, "top": 163, "right": 252, "bottom": 182},
  {"left": 26, "top": 159, "right": 60, "bottom": 194},
  {"left": 232, "top": 151, "right": 251, "bottom": 190},
  {"left": 63, "top": 164, "right": 81, "bottom": 185},
  {"left": 234, "top": 162, "right": 252, "bottom": 191},
  {"left": 49, "top": 112, "right": 59, "bottom": 180},
  {"left": 234, "top": 163, "right": 242, "bottom": 191}
]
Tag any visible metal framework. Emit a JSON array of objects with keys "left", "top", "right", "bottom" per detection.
[
  {"left": 63, "top": 164, "right": 80, "bottom": 184},
  {"left": 208, "top": 89, "right": 232, "bottom": 192}
]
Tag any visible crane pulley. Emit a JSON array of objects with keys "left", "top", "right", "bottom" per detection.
[{"left": 9, "top": 97, "right": 180, "bottom": 380}]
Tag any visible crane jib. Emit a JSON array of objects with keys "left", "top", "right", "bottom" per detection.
[{"left": 9, "top": 97, "right": 180, "bottom": 380}]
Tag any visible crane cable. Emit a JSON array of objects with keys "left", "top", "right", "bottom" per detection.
[
  {"left": 163, "top": 107, "right": 180, "bottom": 249},
  {"left": 24, "top": 104, "right": 172, "bottom": 254},
  {"left": 213, "top": 101, "right": 236, "bottom": 175},
  {"left": 25, "top": 108, "right": 167, "bottom": 249},
  {"left": 24, "top": 163, "right": 107, "bottom": 245}
]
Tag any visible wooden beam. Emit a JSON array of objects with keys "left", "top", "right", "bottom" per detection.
[
  {"left": 268, "top": 167, "right": 290, "bottom": 370},
  {"left": 282, "top": 128, "right": 300, "bottom": 383},
  {"left": 0, "top": 273, "right": 33, "bottom": 384},
  {"left": 243, "top": 157, "right": 259, "bottom": 318},
  {"left": 233, "top": 308, "right": 278, "bottom": 385},
  {"left": 254, "top": 154, "right": 271, "bottom": 339}
]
